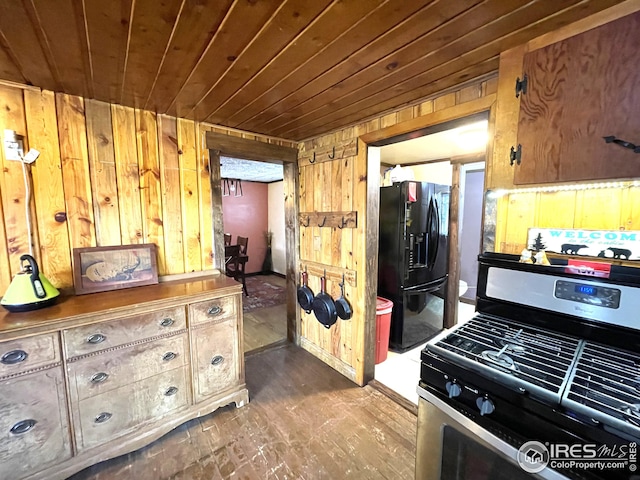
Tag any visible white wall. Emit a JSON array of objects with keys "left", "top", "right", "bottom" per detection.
[
  {"left": 406, "top": 162, "right": 452, "bottom": 185},
  {"left": 268, "top": 181, "right": 286, "bottom": 275}
]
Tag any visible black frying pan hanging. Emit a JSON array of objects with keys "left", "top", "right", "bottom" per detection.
[
  {"left": 312, "top": 272, "right": 337, "bottom": 329},
  {"left": 335, "top": 274, "right": 352, "bottom": 320},
  {"left": 297, "top": 271, "right": 314, "bottom": 314}
]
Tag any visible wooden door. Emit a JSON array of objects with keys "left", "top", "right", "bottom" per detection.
[{"left": 515, "top": 10, "right": 640, "bottom": 184}]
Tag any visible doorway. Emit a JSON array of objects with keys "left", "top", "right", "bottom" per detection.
[
  {"left": 371, "top": 115, "right": 488, "bottom": 404},
  {"left": 205, "top": 132, "right": 299, "bottom": 355},
  {"left": 219, "top": 157, "right": 288, "bottom": 353}
]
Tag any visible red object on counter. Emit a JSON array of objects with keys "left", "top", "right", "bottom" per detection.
[
  {"left": 565, "top": 259, "right": 611, "bottom": 278},
  {"left": 375, "top": 297, "right": 394, "bottom": 364}
]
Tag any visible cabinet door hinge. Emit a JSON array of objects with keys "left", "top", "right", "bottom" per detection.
[
  {"left": 515, "top": 74, "right": 528, "bottom": 98},
  {"left": 509, "top": 144, "right": 522, "bottom": 166}
]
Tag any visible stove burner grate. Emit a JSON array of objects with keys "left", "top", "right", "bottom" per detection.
[
  {"left": 427, "top": 315, "right": 581, "bottom": 399},
  {"left": 563, "top": 342, "right": 640, "bottom": 438}
]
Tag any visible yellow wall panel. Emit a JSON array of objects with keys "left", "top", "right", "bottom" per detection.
[{"left": 24, "top": 90, "right": 73, "bottom": 287}]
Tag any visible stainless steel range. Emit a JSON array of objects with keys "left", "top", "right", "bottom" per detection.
[{"left": 417, "top": 253, "right": 640, "bottom": 480}]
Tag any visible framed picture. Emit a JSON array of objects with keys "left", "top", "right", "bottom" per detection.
[{"left": 72, "top": 243, "right": 158, "bottom": 295}]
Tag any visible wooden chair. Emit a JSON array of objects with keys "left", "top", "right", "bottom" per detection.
[
  {"left": 224, "top": 233, "right": 232, "bottom": 246},
  {"left": 237, "top": 236, "right": 248, "bottom": 256},
  {"left": 225, "top": 240, "right": 249, "bottom": 296}
]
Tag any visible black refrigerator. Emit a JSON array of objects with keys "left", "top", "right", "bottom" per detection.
[{"left": 378, "top": 181, "right": 450, "bottom": 352}]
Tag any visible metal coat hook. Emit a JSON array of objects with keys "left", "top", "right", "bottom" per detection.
[
  {"left": 309, "top": 152, "right": 316, "bottom": 164},
  {"left": 318, "top": 216, "right": 327, "bottom": 227},
  {"left": 328, "top": 146, "right": 335, "bottom": 159},
  {"left": 301, "top": 216, "right": 310, "bottom": 227},
  {"left": 337, "top": 216, "right": 346, "bottom": 229}
]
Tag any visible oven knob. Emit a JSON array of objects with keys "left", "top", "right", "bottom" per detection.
[
  {"left": 476, "top": 396, "right": 495, "bottom": 416},
  {"left": 445, "top": 381, "right": 461, "bottom": 399}
]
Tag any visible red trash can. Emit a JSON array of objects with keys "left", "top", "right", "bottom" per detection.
[{"left": 375, "top": 297, "right": 393, "bottom": 364}]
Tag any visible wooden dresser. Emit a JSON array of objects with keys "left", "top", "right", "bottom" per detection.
[{"left": 0, "top": 274, "right": 248, "bottom": 480}]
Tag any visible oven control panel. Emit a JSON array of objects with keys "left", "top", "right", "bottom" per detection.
[{"left": 554, "top": 280, "right": 621, "bottom": 309}]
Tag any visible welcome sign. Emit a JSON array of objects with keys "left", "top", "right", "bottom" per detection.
[{"left": 527, "top": 228, "right": 640, "bottom": 260}]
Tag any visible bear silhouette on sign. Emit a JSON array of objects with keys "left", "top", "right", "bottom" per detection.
[
  {"left": 560, "top": 244, "right": 588, "bottom": 255},
  {"left": 607, "top": 247, "right": 632, "bottom": 259}
]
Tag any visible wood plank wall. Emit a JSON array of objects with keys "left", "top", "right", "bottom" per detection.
[
  {"left": 0, "top": 84, "right": 295, "bottom": 294},
  {"left": 495, "top": 186, "right": 640, "bottom": 255},
  {"left": 298, "top": 75, "right": 498, "bottom": 383}
]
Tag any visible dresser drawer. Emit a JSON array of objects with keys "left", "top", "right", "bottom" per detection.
[
  {"left": 189, "top": 295, "right": 237, "bottom": 326},
  {"left": 0, "top": 333, "right": 61, "bottom": 379},
  {"left": 64, "top": 306, "right": 186, "bottom": 358},
  {"left": 192, "top": 319, "right": 239, "bottom": 403},
  {"left": 67, "top": 334, "right": 189, "bottom": 401},
  {"left": 0, "top": 367, "right": 72, "bottom": 479},
  {"left": 74, "top": 366, "right": 190, "bottom": 451}
]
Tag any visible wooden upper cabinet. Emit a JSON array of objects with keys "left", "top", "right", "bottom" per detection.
[{"left": 514, "top": 10, "right": 640, "bottom": 184}]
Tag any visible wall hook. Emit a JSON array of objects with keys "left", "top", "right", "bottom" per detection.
[
  {"left": 328, "top": 146, "right": 335, "bottom": 159},
  {"left": 318, "top": 216, "right": 327, "bottom": 227},
  {"left": 337, "top": 216, "right": 346, "bottom": 229},
  {"left": 301, "top": 216, "right": 310, "bottom": 227},
  {"left": 309, "top": 152, "right": 316, "bottom": 164}
]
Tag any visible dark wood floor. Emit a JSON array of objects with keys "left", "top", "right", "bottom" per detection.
[{"left": 69, "top": 344, "right": 417, "bottom": 479}]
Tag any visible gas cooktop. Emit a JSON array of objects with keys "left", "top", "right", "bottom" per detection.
[
  {"left": 427, "top": 314, "right": 581, "bottom": 404},
  {"left": 426, "top": 314, "right": 640, "bottom": 440}
]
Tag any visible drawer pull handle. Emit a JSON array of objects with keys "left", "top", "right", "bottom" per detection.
[
  {"left": 90, "top": 372, "right": 109, "bottom": 384},
  {"left": 211, "top": 355, "right": 225, "bottom": 366},
  {"left": 10, "top": 419, "right": 36, "bottom": 435},
  {"left": 1, "top": 349, "right": 28, "bottom": 365},
  {"left": 160, "top": 318, "right": 174, "bottom": 327},
  {"left": 207, "top": 305, "right": 222, "bottom": 316},
  {"left": 162, "top": 351, "right": 177, "bottom": 362},
  {"left": 87, "top": 333, "right": 106, "bottom": 345},
  {"left": 164, "top": 386, "right": 178, "bottom": 396},
  {"left": 94, "top": 412, "right": 112, "bottom": 424}
]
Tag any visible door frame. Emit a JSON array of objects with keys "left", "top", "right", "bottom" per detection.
[
  {"left": 205, "top": 131, "right": 300, "bottom": 344},
  {"left": 358, "top": 95, "right": 496, "bottom": 383}
]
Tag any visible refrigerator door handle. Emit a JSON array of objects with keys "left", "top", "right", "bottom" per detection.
[
  {"left": 403, "top": 275, "right": 448, "bottom": 293},
  {"left": 426, "top": 198, "right": 439, "bottom": 270}
]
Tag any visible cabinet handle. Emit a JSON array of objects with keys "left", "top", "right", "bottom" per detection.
[
  {"left": 162, "top": 351, "right": 177, "bottom": 362},
  {"left": 1, "top": 349, "right": 28, "bottom": 365},
  {"left": 207, "top": 305, "right": 222, "bottom": 316},
  {"left": 164, "top": 386, "right": 178, "bottom": 396},
  {"left": 10, "top": 419, "right": 36, "bottom": 435},
  {"left": 603, "top": 135, "right": 640, "bottom": 153},
  {"left": 94, "top": 412, "right": 112, "bottom": 424},
  {"left": 160, "top": 317, "right": 174, "bottom": 327},
  {"left": 211, "top": 355, "right": 225, "bottom": 366},
  {"left": 87, "top": 333, "right": 106, "bottom": 344},
  {"left": 90, "top": 372, "right": 109, "bottom": 384}
]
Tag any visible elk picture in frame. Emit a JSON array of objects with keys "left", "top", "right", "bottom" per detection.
[{"left": 72, "top": 243, "right": 159, "bottom": 295}]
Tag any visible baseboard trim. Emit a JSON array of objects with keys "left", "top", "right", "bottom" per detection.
[{"left": 368, "top": 379, "right": 418, "bottom": 416}]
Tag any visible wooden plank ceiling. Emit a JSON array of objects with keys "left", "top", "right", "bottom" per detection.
[{"left": 0, "top": 0, "right": 625, "bottom": 141}]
